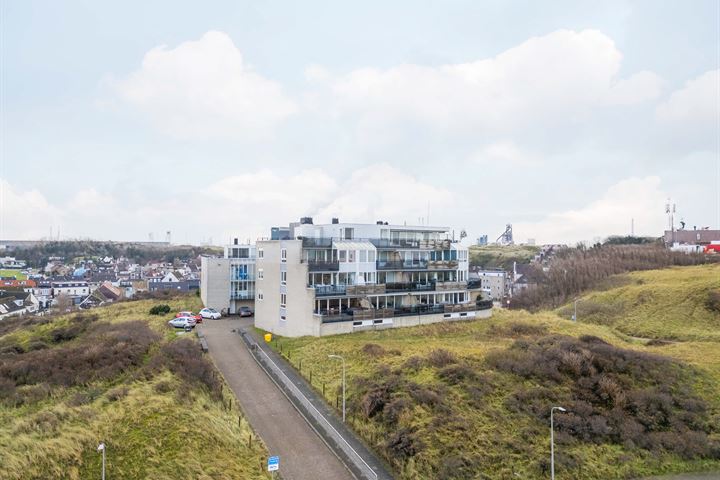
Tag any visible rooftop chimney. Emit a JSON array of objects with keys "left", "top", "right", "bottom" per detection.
[
  {"left": 300, "top": 217, "right": 313, "bottom": 225},
  {"left": 332, "top": 218, "right": 339, "bottom": 224}
]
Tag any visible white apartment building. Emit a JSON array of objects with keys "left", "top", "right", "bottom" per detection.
[
  {"left": 255, "top": 219, "right": 492, "bottom": 337},
  {"left": 200, "top": 240, "right": 256, "bottom": 314},
  {"left": 468, "top": 267, "right": 510, "bottom": 301}
]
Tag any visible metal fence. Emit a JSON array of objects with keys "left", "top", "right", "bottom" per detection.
[{"left": 239, "top": 331, "right": 381, "bottom": 480}]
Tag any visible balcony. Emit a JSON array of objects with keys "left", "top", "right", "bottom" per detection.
[
  {"left": 427, "top": 260, "right": 459, "bottom": 270},
  {"left": 231, "top": 275, "right": 255, "bottom": 281},
  {"left": 435, "top": 281, "right": 467, "bottom": 291},
  {"left": 466, "top": 279, "right": 483, "bottom": 290},
  {"left": 301, "top": 237, "right": 334, "bottom": 248},
  {"left": 231, "top": 292, "right": 254, "bottom": 300},
  {"left": 306, "top": 260, "right": 340, "bottom": 272},
  {"left": 376, "top": 260, "right": 428, "bottom": 270},
  {"left": 316, "top": 302, "right": 482, "bottom": 323},
  {"left": 385, "top": 282, "right": 435, "bottom": 292},
  {"left": 315, "top": 285, "right": 347, "bottom": 297}
]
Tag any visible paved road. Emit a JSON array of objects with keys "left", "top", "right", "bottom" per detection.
[{"left": 201, "top": 318, "right": 355, "bottom": 480}]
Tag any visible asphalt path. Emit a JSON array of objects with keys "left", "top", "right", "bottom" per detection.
[{"left": 201, "top": 318, "right": 355, "bottom": 480}]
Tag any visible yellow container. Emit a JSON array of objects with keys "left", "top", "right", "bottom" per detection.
[{"left": 264, "top": 333, "right": 272, "bottom": 343}]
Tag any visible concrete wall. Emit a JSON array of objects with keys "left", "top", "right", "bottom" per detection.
[{"left": 200, "top": 256, "right": 230, "bottom": 312}]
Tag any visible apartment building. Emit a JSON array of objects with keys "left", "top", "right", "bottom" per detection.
[
  {"left": 468, "top": 267, "right": 510, "bottom": 301},
  {"left": 200, "top": 240, "right": 256, "bottom": 314},
  {"left": 255, "top": 218, "right": 492, "bottom": 337}
]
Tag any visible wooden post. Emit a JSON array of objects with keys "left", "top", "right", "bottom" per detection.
[{"left": 310, "top": 370, "right": 313, "bottom": 384}]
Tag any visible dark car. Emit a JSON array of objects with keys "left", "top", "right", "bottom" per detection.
[{"left": 239, "top": 306, "right": 254, "bottom": 317}]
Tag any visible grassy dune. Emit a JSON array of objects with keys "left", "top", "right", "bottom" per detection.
[
  {"left": 262, "top": 266, "right": 720, "bottom": 480},
  {"left": 468, "top": 244, "right": 540, "bottom": 269},
  {"left": 0, "top": 297, "right": 270, "bottom": 480},
  {"left": 556, "top": 265, "right": 720, "bottom": 342}
]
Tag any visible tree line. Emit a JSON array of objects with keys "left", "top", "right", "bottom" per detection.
[{"left": 511, "top": 243, "right": 717, "bottom": 310}]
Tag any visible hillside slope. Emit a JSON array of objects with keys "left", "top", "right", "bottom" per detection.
[
  {"left": 557, "top": 265, "right": 720, "bottom": 342},
  {"left": 262, "top": 266, "right": 720, "bottom": 480},
  {"left": 0, "top": 297, "right": 270, "bottom": 480}
]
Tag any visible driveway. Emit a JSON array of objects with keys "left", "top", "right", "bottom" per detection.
[{"left": 200, "top": 318, "right": 355, "bottom": 480}]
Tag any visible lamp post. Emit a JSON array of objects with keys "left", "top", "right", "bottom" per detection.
[
  {"left": 328, "top": 354, "right": 346, "bottom": 422},
  {"left": 97, "top": 442, "right": 106, "bottom": 480},
  {"left": 572, "top": 298, "right": 579, "bottom": 322},
  {"left": 550, "top": 406, "right": 566, "bottom": 480}
]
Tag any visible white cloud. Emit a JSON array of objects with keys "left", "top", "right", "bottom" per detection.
[
  {"left": 514, "top": 176, "right": 668, "bottom": 245},
  {"left": 310, "top": 29, "right": 662, "bottom": 135},
  {"left": 604, "top": 71, "right": 664, "bottom": 106},
  {"left": 474, "top": 141, "right": 538, "bottom": 166},
  {"left": 656, "top": 69, "right": 719, "bottom": 126},
  {"left": 110, "top": 31, "right": 296, "bottom": 139},
  {"left": 0, "top": 180, "right": 62, "bottom": 240},
  {"left": 0, "top": 166, "right": 454, "bottom": 243},
  {"left": 315, "top": 164, "right": 455, "bottom": 223}
]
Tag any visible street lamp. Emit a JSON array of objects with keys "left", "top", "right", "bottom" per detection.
[
  {"left": 550, "top": 406, "right": 566, "bottom": 480},
  {"left": 97, "top": 442, "right": 106, "bottom": 480},
  {"left": 572, "top": 298, "right": 579, "bottom": 322},
  {"left": 328, "top": 354, "right": 346, "bottom": 422}
]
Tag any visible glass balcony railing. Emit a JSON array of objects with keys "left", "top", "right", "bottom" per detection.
[{"left": 376, "top": 260, "right": 428, "bottom": 270}]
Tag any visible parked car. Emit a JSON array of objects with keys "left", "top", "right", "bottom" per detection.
[
  {"left": 168, "top": 316, "right": 197, "bottom": 329},
  {"left": 176, "top": 311, "right": 202, "bottom": 323},
  {"left": 199, "top": 307, "right": 221, "bottom": 320},
  {"left": 239, "top": 306, "right": 254, "bottom": 317}
]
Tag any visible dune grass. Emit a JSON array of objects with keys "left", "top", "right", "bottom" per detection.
[
  {"left": 0, "top": 296, "right": 270, "bottom": 480},
  {"left": 468, "top": 244, "right": 540, "bottom": 269},
  {"left": 556, "top": 264, "right": 720, "bottom": 342},
  {"left": 261, "top": 265, "right": 720, "bottom": 480}
]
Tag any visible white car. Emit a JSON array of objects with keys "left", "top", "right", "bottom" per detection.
[
  {"left": 199, "top": 308, "right": 221, "bottom": 320},
  {"left": 168, "top": 316, "right": 197, "bottom": 329}
]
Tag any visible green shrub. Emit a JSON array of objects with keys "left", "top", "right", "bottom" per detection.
[{"left": 149, "top": 304, "right": 171, "bottom": 315}]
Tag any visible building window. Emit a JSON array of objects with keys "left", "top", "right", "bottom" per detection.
[
  {"left": 258, "top": 269, "right": 264, "bottom": 280},
  {"left": 369, "top": 250, "right": 376, "bottom": 262},
  {"left": 281, "top": 249, "right": 287, "bottom": 262},
  {"left": 359, "top": 250, "right": 367, "bottom": 262},
  {"left": 280, "top": 315, "right": 286, "bottom": 321},
  {"left": 280, "top": 293, "right": 287, "bottom": 307},
  {"left": 258, "top": 249, "right": 264, "bottom": 259},
  {"left": 258, "top": 291, "right": 264, "bottom": 301},
  {"left": 281, "top": 271, "right": 287, "bottom": 285},
  {"left": 339, "top": 250, "right": 347, "bottom": 262}
]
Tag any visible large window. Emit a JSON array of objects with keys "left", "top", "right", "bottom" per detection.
[
  {"left": 339, "top": 250, "right": 347, "bottom": 262},
  {"left": 258, "top": 269, "right": 264, "bottom": 280},
  {"left": 258, "top": 249, "right": 264, "bottom": 259}
]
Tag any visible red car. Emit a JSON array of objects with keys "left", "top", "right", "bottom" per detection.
[{"left": 176, "top": 311, "right": 202, "bottom": 323}]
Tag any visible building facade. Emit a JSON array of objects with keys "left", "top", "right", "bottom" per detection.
[
  {"left": 200, "top": 240, "right": 256, "bottom": 314},
  {"left": 255, "top": 219, "right": 492, "bottom": 337},
  {"left": 468, "top": 267, "right": 509, "bottom": 301}
]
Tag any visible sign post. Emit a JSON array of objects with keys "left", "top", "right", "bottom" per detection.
[{"left": 267, "top": 455, "right": 279, "bottom": 478}]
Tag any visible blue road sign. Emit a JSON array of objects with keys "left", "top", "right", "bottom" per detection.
[{"left": 268, "top": 456, "right": 279, "bottom": 472}]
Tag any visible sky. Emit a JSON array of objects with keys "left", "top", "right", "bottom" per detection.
[{"left": 1, "top": 0, "right": 718, "bottom": 246}]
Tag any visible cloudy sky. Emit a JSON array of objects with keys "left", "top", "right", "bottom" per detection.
[{"left": 1, "top": 0, "right": 718, "bottom": 245}]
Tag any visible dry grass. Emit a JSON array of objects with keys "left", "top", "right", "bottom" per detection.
[
  {"left": 261, "top": 266, "right": 720, "bottom": 480},
  {"left": 0, "top": 296, "right": 270, "bottom": 480}
]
